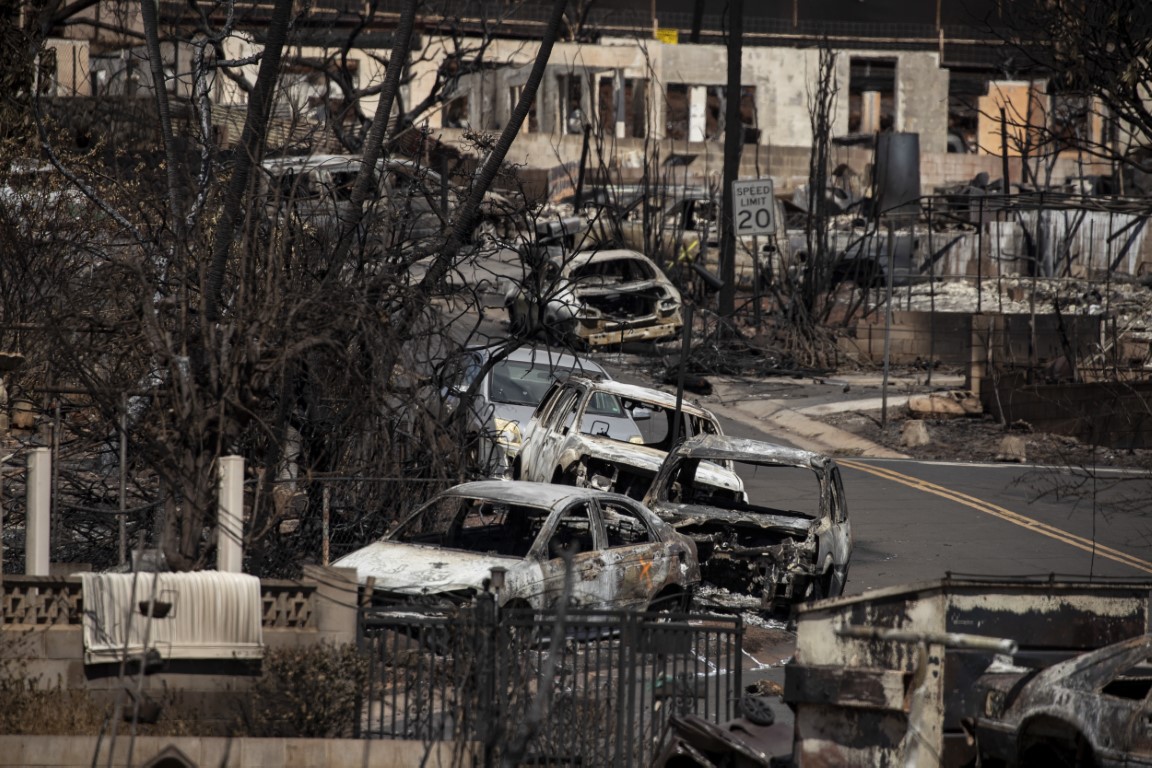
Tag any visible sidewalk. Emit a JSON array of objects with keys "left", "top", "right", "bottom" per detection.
[{"left": 698, "top": 372, "right": 968, "bottom": 458}]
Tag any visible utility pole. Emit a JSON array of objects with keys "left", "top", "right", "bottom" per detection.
[{"left": 718, "top": 0, "right": 744, "bottom": 317}]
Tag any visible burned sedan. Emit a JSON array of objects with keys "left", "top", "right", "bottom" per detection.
[
  {"left": 514, "top": 375, "right": 744, "bottom": 502},
  {"left": 643, "top": 435, "right": 851, "bottom": 614},
  {"left": 506, "top": 247, "right": 682, "bottom": 347},
  {"left": 332, "top": 481, "right": 700, "bottom": 612},
  {"left": 971, "top": 635, "right": 1152, "bottom": 767}
]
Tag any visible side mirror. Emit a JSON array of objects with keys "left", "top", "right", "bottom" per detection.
[
  {"left": 591, "top": 419, "right": 610, "bottom": 436},
  {"left": 631, "top": 407, "right": 652, "bottom": 421}
]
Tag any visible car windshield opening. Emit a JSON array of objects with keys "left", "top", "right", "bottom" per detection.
[
  {"left": 584, "top": 399, "right": 712, "bottom": 452},
  {"left": 671, "top": 459, "right": 821, "bottom": 519},
  {"left": 488, "top": 360, "right": 582, "bottom": 406},
  {"left": 392, "top": 496, "right": 550, "bottom": 558}
]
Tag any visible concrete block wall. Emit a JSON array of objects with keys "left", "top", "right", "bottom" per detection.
[
  {"left": 455, "top": 125, "right": 1110, "bottom": 201},
  {"left": 0, "top": 566, "right": 361, "bottom": 706},
  {"left": 842, "top": 311, "right": 1105, "bottom": 371},
  {"left": 0, "top": 735, "right": 461, "bottom": 768},
  {"left": 986, "top": 374, "right": 1152, "bottom": 449}
]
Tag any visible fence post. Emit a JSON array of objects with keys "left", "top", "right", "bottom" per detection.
[
  {"left": 478, "top": 593, "right": 498, "bottom": 768},
  {"left": 217, "top": 455, "right": 244, "bottom": 573},
  {"left": 26, "top": 447, "right": 51, "bottom": 576}
]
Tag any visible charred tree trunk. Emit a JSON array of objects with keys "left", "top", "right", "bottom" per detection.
[{"left": 717, "top": 0, "right": 743, "bottom": 318}]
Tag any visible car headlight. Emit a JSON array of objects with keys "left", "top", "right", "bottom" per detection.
[{"left": 494, "top": 418, "right": 522, "bottom": 450}]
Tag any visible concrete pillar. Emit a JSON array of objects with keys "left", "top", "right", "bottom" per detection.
[
  {"left": 615, "top": 69, "right": 626, "bottom": 139},
  {"left": 689, "top": 85, "right": 707, "bottom": 142},
  {"left": 860, "top": 90, "right": 882, "bottom": 134},
  {"left": 968, "top": 314, "right": 992, "bottom": 400},
  {"left": 26, "top": 447, "right": 50, "bottom": 576},
  {"left": 217, "top": 455, "right": 244, "bottom": 573}
]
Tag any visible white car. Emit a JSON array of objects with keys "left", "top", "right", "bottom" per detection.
[
  {"left": 514, "top": 375, "right": 745, "bottom": 501},
  {"left": 440, "top": 344, "right": 609, "bottom": 478},
  {"left": 332, "top": 481, "right": 700, "bottom": 612}
]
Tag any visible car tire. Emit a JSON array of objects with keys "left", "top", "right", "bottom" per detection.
[
  {"left": 646, "top": 587, "right": 689, "bottom": 615},
  {"left": 507, "top": 303, "right": 528, "bottom": 336}
]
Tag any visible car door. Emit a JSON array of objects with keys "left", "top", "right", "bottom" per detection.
[
  {"left": 823, "top": 465, "right": 852, "bottom": 595},
  {"left": 593, "top": 497, "right": 675, "bottom": 610},
  {"left": 533, "top": 500, "right": 617, "bottom": 609},
  {"left": 522, "top": 383, "right": 583, "bottom": 482}
]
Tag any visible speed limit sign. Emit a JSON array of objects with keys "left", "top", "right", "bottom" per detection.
[{"left": 731, "top": 178, "right": 777, "bottom": 236}]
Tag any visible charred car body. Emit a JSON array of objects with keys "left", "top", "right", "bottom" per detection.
[
  {"left": 258, "top": 154, "right": 517, "bottom": 255},
  {"left": 971, "top": 634, "right": 1152, "bottom": 767},
  {"left": 332, "top": 481, "right": 699, "bottom": 612},
  {"left": 515, "top": 375, "right": 744, "bottom": 502},
  {"left": 643, "top": 435, "right": 851, "bottom": 613},
  {"left": 505, "top": 247, "right": 683, "bottom": 347}
]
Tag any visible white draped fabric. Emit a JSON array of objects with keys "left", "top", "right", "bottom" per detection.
[{"left": 80, "top": 571, "right": 264, "bottom": 664}]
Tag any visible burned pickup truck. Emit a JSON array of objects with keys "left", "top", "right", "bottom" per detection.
[{"left": 643, "top": 435, "right": 851, "bottom": 613}]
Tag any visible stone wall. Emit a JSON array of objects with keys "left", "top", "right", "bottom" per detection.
[
  {"left": 0, "top": 565, "right": 359, "bottom": 715},
  {"left": 840, "top": 311, "right": 1105, "bottom": 371},
  {"left": 838, "top": 310, "right": 1152, "bottom": 447},
  {"left": 0, "top": 735, "right": 459, "bottom": 768}
]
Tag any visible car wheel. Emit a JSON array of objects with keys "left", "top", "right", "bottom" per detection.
[
  {"left": 552, "top": 466, "right": 578, "bottom": 486},
  {"left": 647, "top": 587, "right": 691, "bottom": 615},
  {"left": 1020, "top": 741, "right": 1091, "bottom": 768},
  {"left": 507, "top": 302, "right": 528, "bottom": 335}
]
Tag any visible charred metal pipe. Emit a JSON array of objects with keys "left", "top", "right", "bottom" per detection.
[{"left": 836, "top": 624, "right": 1019, "bottom": 654}]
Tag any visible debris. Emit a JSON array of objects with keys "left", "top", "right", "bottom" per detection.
[
  {"left": 906, "top": 390, "right": 982, "bottom": 419},
  {"left": 994, "top": 434, "right": 1027, "bottom": 463},
  {"left": 901, "top": 419, "right": 931, "bottom": 448}
]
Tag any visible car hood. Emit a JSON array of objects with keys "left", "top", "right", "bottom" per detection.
[
  {"left": 490, "top": 402, "right": 536, "bottom": 428},
  {"left": 332, "top": 541, "right": 523, "bottom": 595},
  {"left": 652, "top": 503, "right": 816, "bottom": 536},
  {"left": 571, "top": 279, "right": 667, "bottom": 297}
]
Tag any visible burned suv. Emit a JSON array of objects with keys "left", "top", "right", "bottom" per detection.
[
  {"left": 643, "top": 435, "right": 851, "bottom": 613},
  {"left": 514, "top": 375, "right": 744, "bottom": 501}
]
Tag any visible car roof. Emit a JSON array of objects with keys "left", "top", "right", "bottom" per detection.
[
  {"left": 468, "top": 344, "right": 608, "bottom": 376},
  {"left": 444, "top": 480, "right": 637, "bottom": 509},
  {"left": 565, "top": 248, "right": 656, "bottom": 267},
  {"left": 672, "top": 434, "right": 831, "bottom": 469},
  {"left": 563, "top": 375, "right": 712, "bottom": 417}
]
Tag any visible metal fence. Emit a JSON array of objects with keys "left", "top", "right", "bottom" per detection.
[{"left": 358, "top": 601, "right": 743, "bottom": 767}]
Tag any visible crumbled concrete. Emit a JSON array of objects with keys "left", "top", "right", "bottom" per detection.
[
  {"left": 901, "top": 420, "right": 931, "bottom": 448},
  {"left": 994, "top": 435, "right": 1028, "bottom": 463},
  {"left": 906, "top": 391, "right": 982, "bottom": 419}
]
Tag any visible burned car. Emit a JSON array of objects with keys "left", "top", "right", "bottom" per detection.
[
  {"left": 514, "top": 375, "right": 744, "bottom": 502},
  {"left": 505, "top": 247, "right": 683, "bottom": 347},
  {"left": 643, "top": 435, "right": 851, "bottom": 613},
  {"left": 259, "top": 154, "right": 517, "bottom": 254},
  {"left": 439, "top": 344, "right": 608, "bottom": 478},
  {"left": 332, "top": 481, "right": 700, "bottom": 612},
  {"left": 971, "top": 634, "right": 1152, "bottom": 767}
]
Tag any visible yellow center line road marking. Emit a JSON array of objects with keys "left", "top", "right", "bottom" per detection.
[{"left": 839, "top": 459, "right": 1152, "bottom": 575}]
